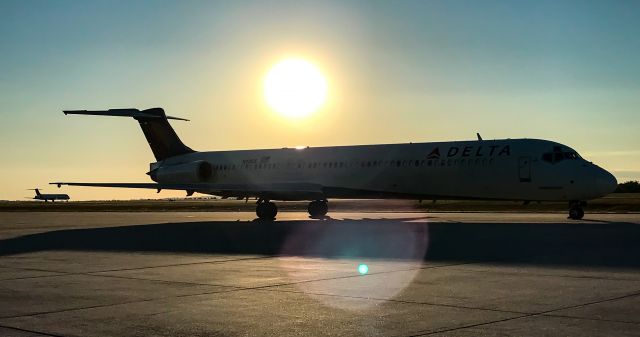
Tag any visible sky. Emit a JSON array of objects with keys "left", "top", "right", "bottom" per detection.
[{"left": 1, "top": 0, "right": 639, "bottom": 200}]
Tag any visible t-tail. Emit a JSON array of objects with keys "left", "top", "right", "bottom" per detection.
[
  {"left": 63, "top": 108, "right": 194, "bottom": 161},
  {"left": 29, "top": 188, "right": 41, "bottom": 196}
]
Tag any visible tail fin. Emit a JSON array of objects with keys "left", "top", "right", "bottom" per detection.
[
  {"left": 63, "top": 108, "right": 195, "bottom": 161},
  {"left": 28, "top": 188, "right": 41, "bottom": 196}
]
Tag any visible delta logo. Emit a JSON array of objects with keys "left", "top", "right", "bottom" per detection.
[
  {"left": 426, "top": 148, "right": 441, "bottom": 159},
  {"left": 427, "top": 145, "right": 511, "bottom": 159}
]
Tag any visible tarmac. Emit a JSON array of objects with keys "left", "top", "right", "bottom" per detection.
[{"left": 0, "top": 211, "right": 639, "bottom": 336}]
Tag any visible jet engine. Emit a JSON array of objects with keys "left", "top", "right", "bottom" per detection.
[{"left": 150, "top": 161, "right": 213, "bottom": 183}]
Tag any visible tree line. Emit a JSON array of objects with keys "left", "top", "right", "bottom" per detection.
[{"left": 616, "top": 181, "right": 640, "bottom": 193}]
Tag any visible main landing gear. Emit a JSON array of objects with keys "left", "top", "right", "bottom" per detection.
[
  {"left": 308, "top": 200, "right": 328, "bottom": 218},
  {"left": 256, "top": 199, "right": 277, "bottom": 220},
  {"left": 568, "top": 201, "right": 585, "bottom": 220},
  {"left": 255, "top": 199, "right": 329, "bottom": 220}
]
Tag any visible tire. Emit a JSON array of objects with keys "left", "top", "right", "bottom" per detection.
[
  {"left": 265, "top": 202, "right": 278, "bottom": 219},
  {"left": 569, "top": 207, "right": 584, "bottom": 220},
  {"left": 308, "top": 200, "right": 328, "bottom": 218},
  {"left": 256, "top": 202, "right": 277, "bottom": 220}
]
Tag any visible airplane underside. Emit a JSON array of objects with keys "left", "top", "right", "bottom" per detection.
[{"left": 199, "top": 186, "right": 587, "bottom": 221}]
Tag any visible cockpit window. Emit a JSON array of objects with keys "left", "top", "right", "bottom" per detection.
[
  {"left": 553, "top": 152, "right": 564, "bottom": 162},
  {"left": 542, "top": 147, "right": 581, "bottom": 164},
  {"left": 564, "top": 152, "right": 579, "bottom": 159}
]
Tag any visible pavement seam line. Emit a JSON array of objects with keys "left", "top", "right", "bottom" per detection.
[
  {"left": 0, "top": 262, "right": 472, "bottom": 320},
  {"left": 0, "top": 286, "right": 237, "bottom": 320},
  {"left": 445, "top": 266, "right": 640, "bottom": 282},
  {"left": 89, "top": 255, "right": 277, "bottom": 273},
  {"left": 257, "top": 287, "right": 528, "bottom": 315},
  {"left": 542, "top": 313, "right": 640, "bottom": 326},
  {"left": 407, "top": 289, "right": 640, "bottom": 336},
  {"left": 0, "top": 323, "right": 69, "bottom": 337},
  {"left": 0, "top": 255, "right": 275, "bottom": 275},
  {"left": 83, "top": 261, "right": 473, "bottom": 291}
]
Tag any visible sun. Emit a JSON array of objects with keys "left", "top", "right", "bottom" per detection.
[{"left": 264, "top": 58, "right": 328, "bottom": 118}]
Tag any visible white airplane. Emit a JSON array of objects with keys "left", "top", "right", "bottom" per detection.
[
  {"left": 29, "top": 188, "right": 70, "bottom": 202},
  {"left": 51, "top": 108, "right": 617, "bottom": 220}
]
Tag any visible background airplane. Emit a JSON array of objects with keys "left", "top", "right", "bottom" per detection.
[
  {"left": 29, "top": 188, "right": 70, "bottom": 202},
  {"left": 52, "top": 108, "right": 617, "bottom": 220}
]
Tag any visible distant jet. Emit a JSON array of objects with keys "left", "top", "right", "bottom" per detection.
[
  {"left": 30, "top": 188, "right": 69, "bottom": 202},
  {"left": 51, "top": 108, "right": 617, "bottom": 220}
]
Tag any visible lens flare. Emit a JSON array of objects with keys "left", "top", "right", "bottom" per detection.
[{"left": 278, "top": 217, "right": 430, "bottom": 311}]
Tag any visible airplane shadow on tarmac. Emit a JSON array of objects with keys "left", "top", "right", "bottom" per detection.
[{"left": 0, "top": 217, "right": 639, "bottom": 268}]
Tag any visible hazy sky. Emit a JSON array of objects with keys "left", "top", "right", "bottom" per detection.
[{"left": 1, "top": 0, "right": 639, "bottom": 200}]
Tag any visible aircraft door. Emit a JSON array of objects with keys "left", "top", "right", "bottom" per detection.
[{"left": 518, "top": 156, "right": 531, "bottom": 182}]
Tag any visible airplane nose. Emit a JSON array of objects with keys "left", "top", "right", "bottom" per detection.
[{"left": 596, "top": 169, "right": 617, "bottom": 196}]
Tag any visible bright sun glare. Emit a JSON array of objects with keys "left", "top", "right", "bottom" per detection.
[{"left": 264, "top": 58, "right": 327, "bottom": 118}]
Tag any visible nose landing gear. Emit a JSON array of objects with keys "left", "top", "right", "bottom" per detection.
[
  {"left": 256, "top": 199, "right": 277, "bottom": 220},
  {"left": 308, "top": 200, "right": 328, "bottom": 218},
  {"left": 568, "top": 201, "right": 585, "bottom": 220}
]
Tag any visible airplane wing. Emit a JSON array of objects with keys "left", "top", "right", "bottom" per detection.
[{"left": 49, "top": 182, "right": 324, "bottom": 200}]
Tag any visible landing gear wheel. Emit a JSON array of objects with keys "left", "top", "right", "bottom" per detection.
[
  {"left": 568, "top": 201, "right": 586, "bottom": 220},
  {"left": 568, "top": 207, "right": 584, "bottom": 220},
  {"left": 256, "top": 201, "right": 277, "bottom": 220},
  {"left": 308, "top": 200, "right": 328, "bottom": 218}
]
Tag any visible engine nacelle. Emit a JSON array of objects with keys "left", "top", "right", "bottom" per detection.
[{"left": 150, "top": 161, "right": 213, "bottom": 183}]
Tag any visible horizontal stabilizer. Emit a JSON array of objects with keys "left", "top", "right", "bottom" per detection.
[
  {"left": 63, "top": 108, "right": 189, "bottom": 121},
  {"left": 62, "top": 107, "right": 194, "bottom": 160}
]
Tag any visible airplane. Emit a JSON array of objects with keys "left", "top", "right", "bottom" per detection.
[
  {"left": 51, "top": 108, "right": 617, "bottom": 220},
  {"left": 29, "top": 188, "right": 70, "bottom": 202}
]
